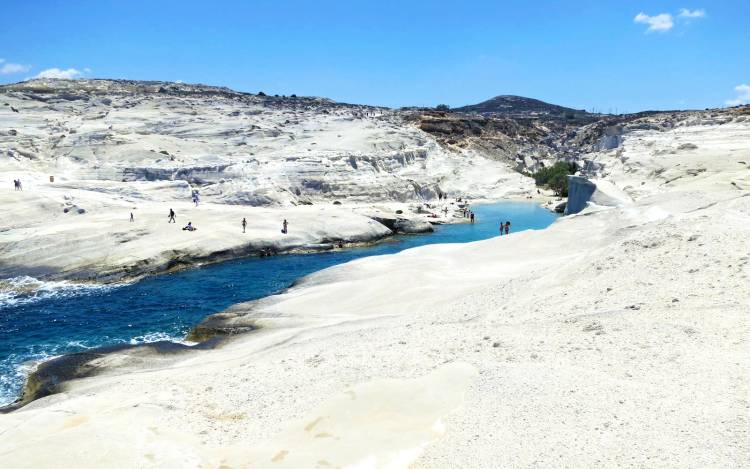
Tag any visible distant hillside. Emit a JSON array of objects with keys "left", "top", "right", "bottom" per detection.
[{"left": 454, "top": 95, "right": 594, "bottom": 120}]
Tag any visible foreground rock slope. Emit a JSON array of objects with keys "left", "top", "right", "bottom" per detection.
[{"left": 0, "top": 99, "right": 748, "bottom": 466}]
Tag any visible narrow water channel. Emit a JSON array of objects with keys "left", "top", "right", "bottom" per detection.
[{"left": 0, "top": 202, "right": 558, "bottom": 405}]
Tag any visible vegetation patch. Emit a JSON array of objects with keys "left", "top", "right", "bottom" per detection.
[{"left": 532, "top": 161, "right": 577, "bottom": 196}]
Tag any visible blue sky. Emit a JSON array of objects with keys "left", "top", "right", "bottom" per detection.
[{"left": 1, "top": 0, "right": 748, "bottom": 111}]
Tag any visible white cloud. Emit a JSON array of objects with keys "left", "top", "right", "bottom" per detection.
[
  {"left": 678, "top": 8, "right": 706, "bottom": 18},
  {"left": 32, "top": 67, "right": 85, "bottom": 79},
  {"left": 0, "top": 59, "right": 31, "bottom": 75},
  {"left": 726, "top": 84, "right": 750, "bottom": 107},
  {"left": 634, "top": 12, "right": 674, "bottom": 33}
]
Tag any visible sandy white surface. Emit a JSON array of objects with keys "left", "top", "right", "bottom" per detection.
[{"left": 1, "top": 89, "right": 749, "bottom": 467}]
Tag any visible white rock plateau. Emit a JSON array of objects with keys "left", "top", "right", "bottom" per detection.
[
  {"left": 0, "top": 81, "right": 749, "bottom": 467},
  {"left": 0, "top": 79, "right": 532, "bottom": 282}
]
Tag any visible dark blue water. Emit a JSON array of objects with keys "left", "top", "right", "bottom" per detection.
[{"left": 0, "top": 202, "right": 557, "bottom": 405}]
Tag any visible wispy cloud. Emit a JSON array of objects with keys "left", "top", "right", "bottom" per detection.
[
  {"left": 32, "top": 67, "right": 86, "bottom": 79},
  {"left": 726, "top": 84, "right": 750, "bottom": 107},
  {"left": 678, "top": 8, "right": 706, "bottom": 18},
  {"left": 635, "top": 8, "right": 706, "bottom": 34},
  {"left": 0, "top": 59, "right": 31, "bottom": 75},
  {"left": 634, "top": 12, "right": 674, "bottom": 33}
]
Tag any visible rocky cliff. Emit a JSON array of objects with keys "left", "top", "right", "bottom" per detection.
[{"left": 0, "top": 79, "right": 532, "bottom": 206}]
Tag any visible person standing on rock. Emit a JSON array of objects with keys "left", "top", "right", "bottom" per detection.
[
  {"left": 242, "top": 217, "right": 247, "bottom": 233},
  {"left": 168, "top": 208, "right": 176, "bottom": 223},
  {"left": 505, "top": 221, "right": 511, "bottom": 235},
  {"left": 282, "top": 219, "right": 288, "bottom": 234},
  {"left": 130, "top": 212, "right": 134, "bottom": 222},
  {"left": 500, "top": 220, "right": 505, "bottom": 235}
]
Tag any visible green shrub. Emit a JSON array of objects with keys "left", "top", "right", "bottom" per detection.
[{"left": 532, "top": 161, "right": 577, "bottom": 196}]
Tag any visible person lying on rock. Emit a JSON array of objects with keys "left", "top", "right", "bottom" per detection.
[{"left": 182, "top": 221, "right": 197, "bottom": 231}]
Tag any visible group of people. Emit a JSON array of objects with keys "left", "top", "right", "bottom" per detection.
[
  {"left": 499, "top": 220, "right": 511, "bottom": 235},
  {"left": 165, "top": 209, "right": 288, "bottom": 235},
  {"left": 12, "top": 179, "right": 22, "bottom": 191},
  {"left": 461, "top": 207, "right": 475, "bottom": 223}
]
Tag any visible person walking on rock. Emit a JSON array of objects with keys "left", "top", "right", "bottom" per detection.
[
  {"left": 242, "top": 217, "right": 247, "bottom": 233},
  {"left": 130, "top": 212, "right": 134, "bottom": 222},
  {"left": 168, "top": 208, "right": 176, "bottom": 223},
  {"left": 282, "top": 219, "right": 288, "bottom": 234}
]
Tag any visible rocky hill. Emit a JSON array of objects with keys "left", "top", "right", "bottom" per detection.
[
  {"left": 0, "top": 79, "right": 535, "bottom": 206},
  {"left": 2, "top": 79, "right": 746, "bottom": 203},
  {"left": 454, "top": 95, "right": 594, "bottom": 120}
]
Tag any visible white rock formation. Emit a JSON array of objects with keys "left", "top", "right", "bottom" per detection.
[
  {"left": 564, "top": 176, "right": 633, "bottom": 214},
  {"left": 0, "top": 79, "right": 533, "bottom": 281},
  {"left": 0, "top": 106, "right": 748, "bottom": 467}
]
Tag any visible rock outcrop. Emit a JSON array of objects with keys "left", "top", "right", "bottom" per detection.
[{"left": 565, "top": 176, "right": 632, "bottom": 215}]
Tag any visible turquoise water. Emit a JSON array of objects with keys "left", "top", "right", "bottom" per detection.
[{"left": 0, "top": 202, "right": 558, "bottom": 405}]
